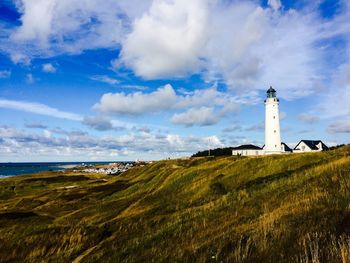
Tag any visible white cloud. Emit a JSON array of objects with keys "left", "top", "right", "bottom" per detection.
[
  {"left": 12, "top": 0, "right": 56, "bottom": 46},
  {"left": 25, "top": 122, "right": 47, "bottom": 129},
  {"left": 6, "top": 0, "right": 152, "bottom": 58},
  {"left": 42, "top": 63, "right": 56, "bottom": 73},
  {"left": 298, "top": 113, "right": 319, "bottom": 124},
  {"left": 94, "top": 84, "right": 240, "bottom": 118},
  {"left": 43, "top": 129, "right": 52, "bottom": 138},
  {"left": 94, "top": 84, "right": 177, "bottom": 114},
  {"left": 317, "top": 64, "right": 350, "bottom": 119},
  {"left": 120, "top": 0, "right": 208, "bottom": 78},
  {"left": 171, "top": 107, "right": 218, "bottom": 127},
  {"left": 279, "top": 111, "right": 287, "bottom": 120},
  {"left": 120, "top": 84, "right": 148, "bottom": 91},
  {"left": 203, "top": 3, "right": 267, "bottom": 87},
  {"left": 206, "top": 2, "right": 324, "bottom": 99},
  {"left": 26, "top": 73, "right": 34, "bottom": 84},
  {"left": 220, "top": 103, "right": 241, "bottom": 116},
  {"left": 222, "top": 124, "right": 243, "bottom": 133},
  {"left": 82, "top": 116, "right": 113, "bottom": 131},
  {"left": 268, "top": 0, "right": 282, "bottom": 11},
  {"left": 165, "top": 134, "right": 222, "bottom": 151},
  {"left": 304, "top": 0, "right": 350, "bottom": 121},
  {"left": 245, "top": 123, "right": 264, "bottom": 132},
  {"left": 10, "top": 52, "right": 31, "bottom": 65},
  {"left": 0, "top": 99, "right": 83, "bottom": 121},
  {"left": 175, "top": 87, "right": 227, "bottom": 109},
  {"left": 327, "top": 120, "right": 350, "bottom": 133},
  {"left": 164, "top": 134, "right": 223, "bottom": 152},
  {"left": 117, "top": 0, "right": 328, "bottom": 99},
  {"left": 82, "top": 116, "right": 127, "bottom": 131},
  {"left": 90, "top": 75, "right": 119, "bottom": 85}
]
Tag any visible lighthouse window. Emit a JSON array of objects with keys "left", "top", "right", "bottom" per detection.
[
  {"left": 274, "top": 130, "right": 276, "bottom": 133},
  {"left": 275, "top": 144, "right": 277, "bottom": 148},
  {"left": 273, "top": 116, "right": 275, "bottom": 119}
]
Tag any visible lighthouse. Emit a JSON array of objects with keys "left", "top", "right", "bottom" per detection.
[{"left": 264, "top": 86, "right": 282, "bottom": 154}]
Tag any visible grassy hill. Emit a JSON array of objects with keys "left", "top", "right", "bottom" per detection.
[{"left": 0, "top": 146, "right": 350, "bottom": 262}]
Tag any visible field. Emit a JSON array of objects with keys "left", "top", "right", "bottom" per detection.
[{"left": 0, "top": 146, "right": 350, "bottom": 262}]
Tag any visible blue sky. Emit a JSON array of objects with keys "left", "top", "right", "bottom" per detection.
[{"left": 0, "top": 0, "right": 349, "bottom": 162}]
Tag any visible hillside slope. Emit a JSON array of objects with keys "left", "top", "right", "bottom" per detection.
[{"left": 0, "top": 146, "right": 350, "bottom": 262}]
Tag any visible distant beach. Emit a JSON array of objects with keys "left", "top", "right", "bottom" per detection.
[{"left": 0, "top": 162, "right": 112, "bottom": 178}]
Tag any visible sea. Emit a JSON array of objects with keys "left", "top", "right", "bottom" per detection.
[{"left": 0, "top": 162, "right": 112, "bottom": 178}]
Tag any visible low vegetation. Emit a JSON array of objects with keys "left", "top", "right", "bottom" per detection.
[
  {"left": 0, "top": 145, "right": 350, "bottom": 262},
  {"left": 192, "top": 147, "right": 234, "bottom": 157}
]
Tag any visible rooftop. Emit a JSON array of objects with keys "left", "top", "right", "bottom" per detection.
[
  {"left": 294, "top": 140, "right": 329, "bottom": 150},
  {"left": 232, "top": 144, "right": 262, "bottom": 150}
]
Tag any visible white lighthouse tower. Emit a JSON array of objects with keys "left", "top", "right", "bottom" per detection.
[{"left": 264, "top": 86, "right": 282, "bottom": 154}]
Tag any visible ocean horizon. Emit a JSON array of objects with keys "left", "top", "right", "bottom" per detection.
[{"left": 0, "top": 161, "right": 129, "bottom": 178}]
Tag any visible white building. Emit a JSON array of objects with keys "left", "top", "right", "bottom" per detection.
[
  {"left": 293, "top": 140, "right": 329, "bottom": 153},
  {"left": 264, "top": 86, "right": 282, "bottom": 154},
  {"left": 232, "top": 144, "right": 264, "bottom": 156}
]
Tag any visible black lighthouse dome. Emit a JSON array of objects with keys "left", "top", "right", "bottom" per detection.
[{"left": 266, "top": 86, "right": 276, "bottom": 98}]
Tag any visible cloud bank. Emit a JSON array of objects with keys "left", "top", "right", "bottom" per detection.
[
  {"left": 118, "top": 0, "right": 329, "bottom": 99},
  {"left": 94, "top": 84, "right": 240, "bottom": 126},
  {"left": 3, "top": 0, "right": 349, "bottom": 101},
  {"left": 0, "top": 125, "right": 223, "bottom": 161}
]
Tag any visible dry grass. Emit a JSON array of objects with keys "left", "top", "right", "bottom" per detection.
[{"left": 0, "top": 145, "right": 349, "bottom": 262}]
